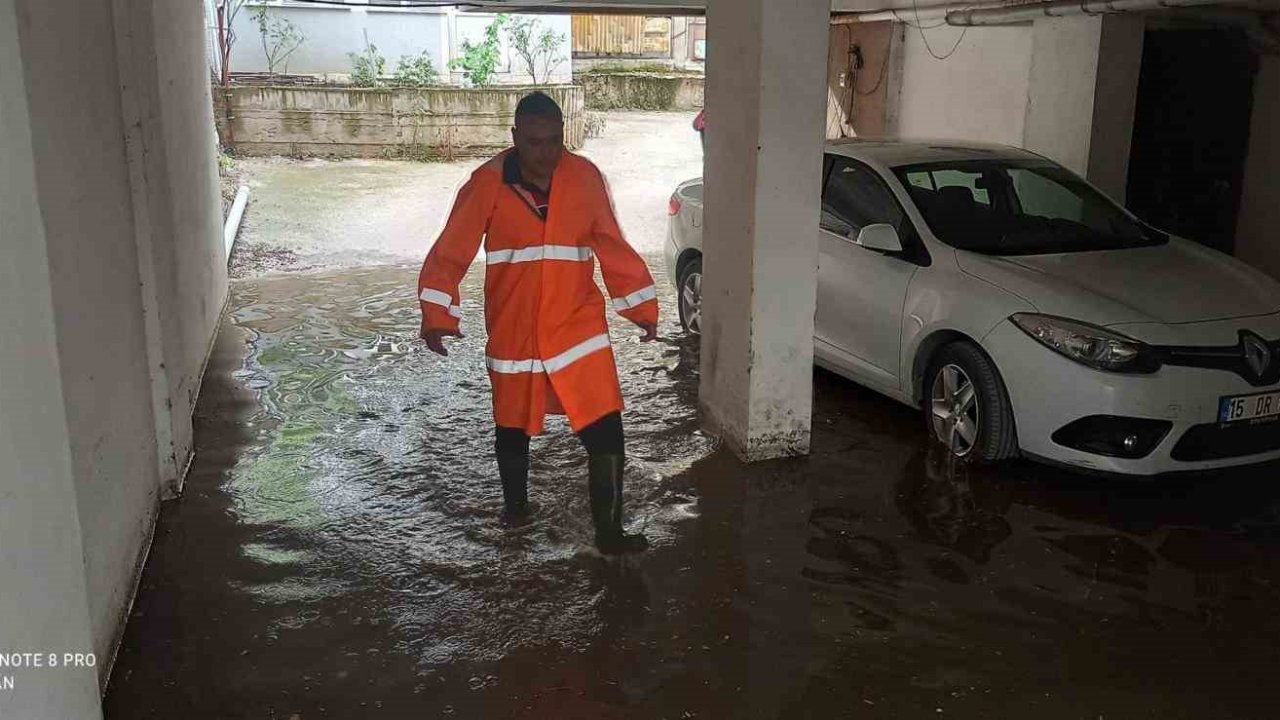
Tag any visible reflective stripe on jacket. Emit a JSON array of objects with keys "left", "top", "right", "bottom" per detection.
[{"left": 417, "top": 149, "right": 659, "bottom": 435}]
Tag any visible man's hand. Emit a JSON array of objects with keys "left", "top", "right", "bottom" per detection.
[
  {"left": 421, "top": 326, "right": 464, "bottom": 357},
  {"left": 636, "top": 322, "right": 658, "bottom": 343}
]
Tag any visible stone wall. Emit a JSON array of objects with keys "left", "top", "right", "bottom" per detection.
[
  {"left": 578, "top": 73, "right": 704, "bottom": 111},
  {"left": 216, "top": 84, "right": 585, "bottom": 158}
]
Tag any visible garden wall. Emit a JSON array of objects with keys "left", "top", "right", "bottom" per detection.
[
  {"left": 578, "top": 73, "right": 704, "bottom": 111},
  {"left": 215, "top": 84, "right": 585, "bottom": 158}
]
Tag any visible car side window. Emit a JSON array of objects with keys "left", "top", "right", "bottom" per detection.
[{"left": 821, "top": 158, "right": 907, "bottom": 240}]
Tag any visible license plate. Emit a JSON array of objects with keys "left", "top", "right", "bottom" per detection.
[{"left": 1219, "top": 390, "right": 1280, "bottom": 423}]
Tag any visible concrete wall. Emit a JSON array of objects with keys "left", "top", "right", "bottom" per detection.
[
  {"left": 1023, "top": 15, "right": 1143, "bottom": 201},
  {"left": 4, "top": 0, "right": 226, "bottom": 709},
  {"left": 897, "top": 24, "right": 1032, "bottom": 146},
  {"left": 0, "top": 1, "right": 103, "bottom": 716},
  {"left": 152, "top": 0, "right": 233, "bottom": 489},
  {"left": 227, "top": 3, "right": 451, "bottom": 77},
  {"left": 826, "top": 20, "right": 896, "bottom": 138},
  {"left": 218, "top": 84, "right": 586, "bottom": 157},
  {"left": 18, "top": 0, "right": 164, "bottom": 676},
  {"left": 223, "top": 4, "right": 573, "bottom": 85},
  {"left": 895, "top": 16, "right": 1141, "bottom": 201},
  {"left": 1237, "top": 55, "right": 1280, "bottom": 280},
  {"left": 579, "top": 72, "right": 704, "bottom": 110}
]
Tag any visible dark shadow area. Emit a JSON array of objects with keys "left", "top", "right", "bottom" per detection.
[{"left": 1126, "top": 27, "right": 1258, "bottom": 253}]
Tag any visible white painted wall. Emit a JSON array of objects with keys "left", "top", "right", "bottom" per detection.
[
  {"left": 228, "top": 3, "right": 451, "bottom": 77},
  {"left": 19, "top": 0, "right": 164, "bottom": 673},
  {"left": 221, "top": 4, "right": 573, "bottom": 85},
  {"left": 153, "top": 0, "right": 232, "bottom": 487},
  {"left": 896, "top": 17, "right": 1141, "bottom": 201},
  {"left": 1237, "top": 55, "right": 1280, "bottom": 281},
  {"left": 1023, "top": 15, "right": 1143, "bottom": 201},
  {"left": 454, "top": 12, "right": 574, "bottom": 85},
  {"left": 6, "top": 0, "right": 227, "bottom": 702},
  {"left": 897, "top": 24, "right": 1032, "bottom": 146},
  {"left": 0, "top": 1, "right": 103, "bottom": 716},
  {"left": 1023, "top": 18, "right": 1101, "bottom": 174}
]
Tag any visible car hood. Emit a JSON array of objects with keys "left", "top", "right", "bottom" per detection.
[{"left": 956, "top": 237, "right": 1280, "bottom": 327}]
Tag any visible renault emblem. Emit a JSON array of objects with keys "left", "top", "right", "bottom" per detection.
[{"left": 1242, "top": 331, "right": 1272, "bottom": 379}]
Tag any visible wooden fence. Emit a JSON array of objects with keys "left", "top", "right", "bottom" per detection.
[{"left": 572, "top": 15, "right": 671, "bottom": 57}]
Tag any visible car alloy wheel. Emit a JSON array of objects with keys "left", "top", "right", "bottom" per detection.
[
  {"left": 930, "top": 363, "right": 980, "bottom": 457},
  {"left": 680, "top": 269, "right": 703, "bottom": 335}
]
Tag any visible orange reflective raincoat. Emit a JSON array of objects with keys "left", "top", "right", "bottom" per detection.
[{"left": 418, "top": 149, "right": 659, "bottom": 436}]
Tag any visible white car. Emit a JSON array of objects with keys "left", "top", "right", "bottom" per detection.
[{"left": 664, "top": 140, "right": 1280, "bottom": 476}]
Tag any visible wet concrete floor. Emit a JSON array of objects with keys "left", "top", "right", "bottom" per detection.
[{"left": 103, "top": 259, "right": 1280, "bottom": 719}]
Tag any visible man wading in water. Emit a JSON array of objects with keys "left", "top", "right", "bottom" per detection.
[{"left": 417, "top": 92, "right": 658, "bottom": 554}]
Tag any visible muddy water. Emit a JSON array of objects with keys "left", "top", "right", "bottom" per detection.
[
  {"left": 223, "top": 261, "right": 710, "bottom": 658},
  {"left": 105, "top": 262, "right": 1280, "bottom": 719}
]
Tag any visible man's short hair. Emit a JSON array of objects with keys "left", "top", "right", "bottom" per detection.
[{"left": 515, "top": 91, "right": 563, "bottom": 123}]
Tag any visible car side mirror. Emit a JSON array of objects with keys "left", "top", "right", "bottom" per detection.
[{"left": 854, "top": 223, "right": 903, "bottom": 253}]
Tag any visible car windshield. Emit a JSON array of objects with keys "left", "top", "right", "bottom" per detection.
[{"left": 893, "top": 159, "right": 1168, "bottom": 255}]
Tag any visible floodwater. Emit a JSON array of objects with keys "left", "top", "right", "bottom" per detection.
[{"left": 103, "top": 259, "right": 1280, "bottom": 719}]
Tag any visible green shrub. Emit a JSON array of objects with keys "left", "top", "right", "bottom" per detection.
[
  {"left": 391, "top": 52, "right": 440, "bottom": 87},
  {"left": 348, "top": 41, "right": 385, "bottom": 87},
  {"left": 449, "top": 16, "right": 506, "bottom": 87}
]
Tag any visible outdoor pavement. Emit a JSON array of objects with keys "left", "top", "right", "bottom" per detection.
[
  {"left": 102, "top": 111, "right": 1280, "bottom": 719},
  {"left": 227, "top": 110, "right": 701, "bottom": 276}
]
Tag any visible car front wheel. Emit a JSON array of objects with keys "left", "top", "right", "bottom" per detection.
[
  {"left": 677, "top": 258, "right": 703, "bottom": 336},
  {"left": 924, "top": 341, "right": 1018, "bottom": 464}
]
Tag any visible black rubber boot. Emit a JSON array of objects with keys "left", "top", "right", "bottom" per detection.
[
  {"left": 497, "top": 452, "right": 530, "bottom": 518},
  {"left": 588, "top": 454, "right": 648, "bottom": 554}
]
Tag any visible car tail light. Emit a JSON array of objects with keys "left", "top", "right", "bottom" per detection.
[{"left": 667, "top": 194, "right": 682, "bottom": 217}]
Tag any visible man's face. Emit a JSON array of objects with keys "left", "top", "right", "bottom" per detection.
[{"left": 512, "top": 114, "right": 564, "bottom": 178}]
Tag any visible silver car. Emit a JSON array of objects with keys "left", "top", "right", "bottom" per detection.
[{"left": 663, "top": 139, "right": 1280, "bottom": 475}]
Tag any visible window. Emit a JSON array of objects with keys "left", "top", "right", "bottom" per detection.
[
  {"left": 821, "top": 158, "right": 907, "bottom": 240},
  {"left": 894, "top": 159, "right": 1167, "bottom": 255},
  {"left": 904, "top": 169, "right": 989, "bottom": 205},
  {"left": 1009, "top": 168, "right": 1085, "bottom": 222}
]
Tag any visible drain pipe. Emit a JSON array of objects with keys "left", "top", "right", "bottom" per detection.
[
  {"left": 832, "top": 2, "right": 996, "bottom": 24},
  {"left": 224, "top": 185, "right": 250, "bottom": 262},
  {"left": 951, "top": 0, "right": 1276, "bottom": 26},
  {"left": 833, "top": 0, "right": 1277, "bottom": 25}
]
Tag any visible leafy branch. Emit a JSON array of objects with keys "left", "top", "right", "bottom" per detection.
[{"left": 250, "top": 6, "right": 306, "bottom": 75}]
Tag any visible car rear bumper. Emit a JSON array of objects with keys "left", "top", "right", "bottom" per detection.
[{"left": 983, "top": 319, "right": 1280, "bottom": 476}]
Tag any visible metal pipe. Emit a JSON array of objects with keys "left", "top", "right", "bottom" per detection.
[
  {"left": 224, "top": 185, "right": 250, "bottom": 262},
  {"left": 832, "top": 4, "right": 970, "bottom": 24},
  {"left": 950, "top": 0, "right": 1276, "bottom": 26},
  {"left": 833, "top": 0, "right": 1278, "bottom": 25}
]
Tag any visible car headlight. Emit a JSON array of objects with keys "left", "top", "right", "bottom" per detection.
[{"left": 1011, "top": 314, "right": 1158, "bottom": 373}]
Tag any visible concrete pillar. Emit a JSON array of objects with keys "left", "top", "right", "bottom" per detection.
[
  {"left": 699, "top": 0, "right": 830, "bottom": 462},
  {"left": 0, "top": 0, "right": 103, "bottom": 717},
  {"left": 1023, "top": 15, "right": 1144, "bottom": 201}
]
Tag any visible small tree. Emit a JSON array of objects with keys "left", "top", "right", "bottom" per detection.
[
  {"left": 213, "top": 0, "right": 248, "bottom": 148},
  {"left": 213, "top": 0, "right": 247, "bottom": 89},
  {"left": 348, "top": 40, "right": 386, "bottom": 87},
  {"left": 391, "top": 52, "right": 440, "bottom": 88},
  {"left": 250, "top": 6, "right": 306, "bottom": 75},
  {"left": 449, "top": 15, "right": 507, "bottom": 88},
  {"left": 505, "top": 17, "right": 566, "bottom": 85}
]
